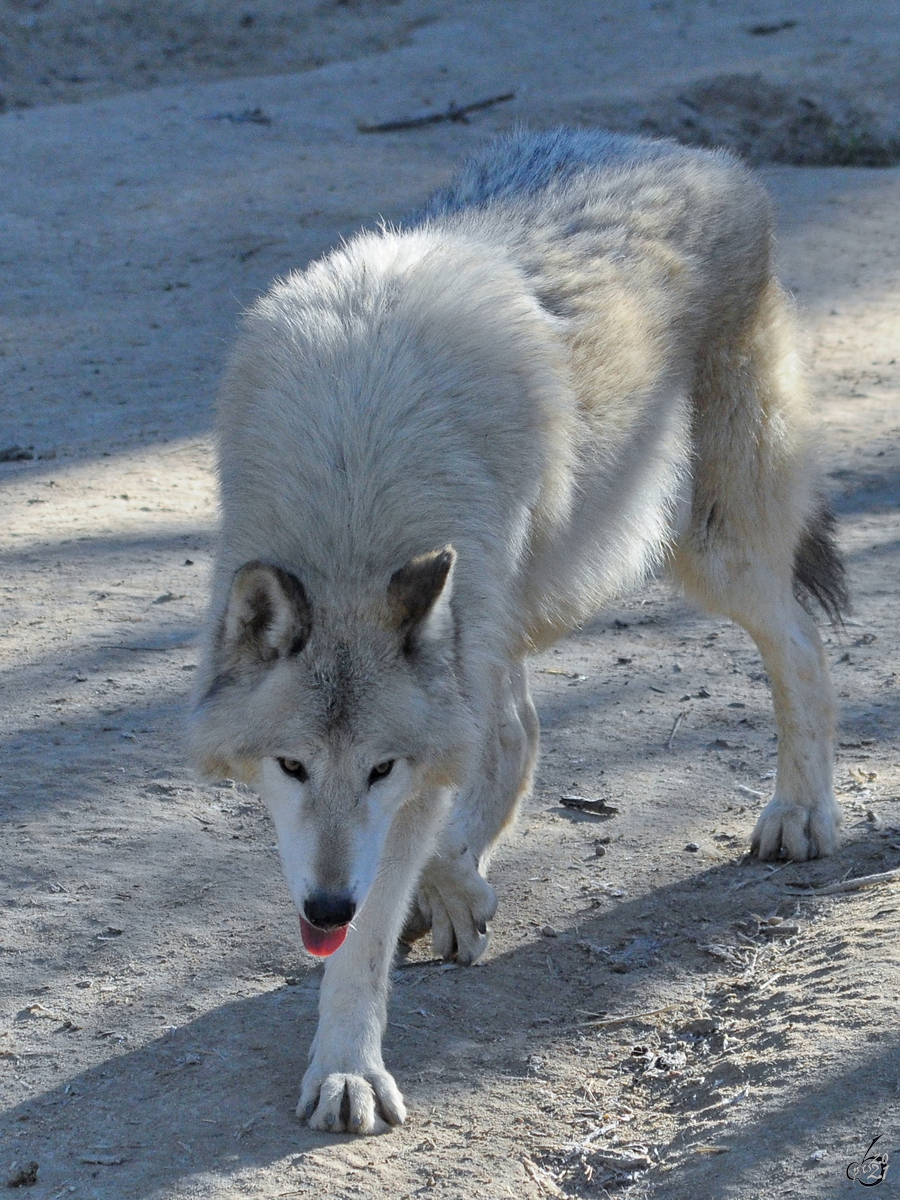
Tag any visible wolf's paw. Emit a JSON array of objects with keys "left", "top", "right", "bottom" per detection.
[
  {"left": 751, "top": 795, "right": 842, "bottom": 861},
  {"left": 406, "top": 849, "right": 498, "bottom": 965},
  {"left": 298, "top": 1063, "right": 406, "bottom": 1135}
]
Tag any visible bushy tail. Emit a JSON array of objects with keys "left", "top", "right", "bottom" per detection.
[{"left": 793, "top": 503, "right": 850, "bottom": 623}]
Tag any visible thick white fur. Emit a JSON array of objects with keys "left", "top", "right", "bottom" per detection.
[{"left": 191, "top": 131, "right": 841, "bottom": 1134}]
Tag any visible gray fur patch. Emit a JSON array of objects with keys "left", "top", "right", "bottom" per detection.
[{"left": 313, "top": 640, "right": 360, "bottom": 732}]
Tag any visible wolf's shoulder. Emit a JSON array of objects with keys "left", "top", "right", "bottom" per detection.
[{"left": 407, "top": 127, "right": 734, "bottom": 223}]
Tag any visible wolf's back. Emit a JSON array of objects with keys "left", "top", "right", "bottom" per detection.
[{"left": 408, "top": 128, "right": 699, "bottom": 223}]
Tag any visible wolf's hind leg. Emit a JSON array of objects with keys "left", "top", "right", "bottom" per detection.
[
  {"left": 674, "top": 540, "right": 842, "bottom": 861},
  {"left": 747, "top": 603, "right": 841, "bottom": 860},
  {"left": 404, "top": 662, "right": 539, "bottom": 963},
  {"left": 673, "top": 275, "right": 848, "bottom": 859}
]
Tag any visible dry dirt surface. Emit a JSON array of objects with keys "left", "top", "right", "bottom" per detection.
[{"left": 1, "top": 3, "right": 899, "bottom": 1198}]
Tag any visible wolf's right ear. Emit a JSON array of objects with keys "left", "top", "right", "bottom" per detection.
[
  {"left": 219, "top": 562, "right": 312, "bottom": 664},
  {"left": 388, "top": 546, "right": 456, "bottom": 649}
]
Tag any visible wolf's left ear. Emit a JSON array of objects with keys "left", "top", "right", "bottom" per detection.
[
  {"left": 388, "top": 546, "right": 456, "bottom": 648},
  {"left": 220, "top": 561, "right": 312, "bottom": 664}
]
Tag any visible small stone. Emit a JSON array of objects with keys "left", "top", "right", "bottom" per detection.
[
  {"left": 680, "top": 1017, "right": 719, "bottom": 1036},
  {"left": 656, "top": 1048, "right": 687, "bottom": 1071},
  {"left": 594, "top": 842, "right": 607, "bottom": 857},
  {"left": 0, "top": 444, "right": 33, "bottom": 462},
  {"left": 540, "top": 925, "right": 558, "bottom": 938},
  {"left": 685, "top": 842, "right": 700, "bottom": 852},
  {"left": 6, "top": 1160, "right": 38, "bottom": 1187}
]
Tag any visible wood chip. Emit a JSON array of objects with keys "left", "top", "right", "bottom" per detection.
[{"left": 559, "top": 796, "right": 619, "bottom": 816}]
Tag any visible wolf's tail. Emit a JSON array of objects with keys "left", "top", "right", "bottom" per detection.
[{"left": 793, "top": 502, "right": 850, "bottom": 623}]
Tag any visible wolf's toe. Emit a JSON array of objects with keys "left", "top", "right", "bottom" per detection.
[
  {"left": 411, "top": 849, "right": 497, "bottom": 961},
  {"left": 430, "top": 892, "right": 490, "bottom": 963},
  {"left": 298, "top": 1069, "right": 406, "bottom": 1135},
  {"left": 751, "top": 796, "right": 841, "bottom": 861},
  {"left": 425, "top": 875, "right": 495, "bottom": 962},
  {"left": 399, "top": 895, "right": 433, "bottom": 946}
]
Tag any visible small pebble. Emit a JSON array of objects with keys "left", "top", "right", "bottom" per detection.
[
  {"left": 5, "top": 1161, "right": 39, "bottom": 1187},
  {"left": 685, "top": 842, "right": 700, "bottom": 852},
  {"left": 541, "top": 925, "right": 558, "bottom": 938},
  {"left": 680, "top": 1017, "right": 719, "bottom": 1036}
]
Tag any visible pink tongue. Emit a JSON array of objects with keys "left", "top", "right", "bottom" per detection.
[{"left": 299, "top": 916, "right": 349, "bottom": 957}]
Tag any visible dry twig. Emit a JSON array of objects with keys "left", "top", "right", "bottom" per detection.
[
  {"left": 357, "top": 92, "right": 514, "bottom": 133},
  {"left": 576, "top": 1002, "right": 683, "bottom": 1028},
  {"left": 522, "top": 1157, "right": 566, "bottom": 1197},
  {"left": 787, "top": 866, "right": 900, "bottom": 896},
  {"left": 665, "top": 710, "right": 687, "bottom": 750}
]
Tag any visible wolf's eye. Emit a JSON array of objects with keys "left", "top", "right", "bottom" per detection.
[
  {"left": 277, "top": 757, "right": 309, "bottom": 782},
  {"left": 367, "top": 759, "right": 395, "bottom": 786}
]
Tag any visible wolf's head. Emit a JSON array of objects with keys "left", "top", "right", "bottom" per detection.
[{"left": 190, "top": 549, "right": 473, "bottom": 953}]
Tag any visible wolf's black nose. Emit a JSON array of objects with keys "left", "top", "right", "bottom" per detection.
[{"left": 303, "top": 892, "right": 356, "bottom": 930}]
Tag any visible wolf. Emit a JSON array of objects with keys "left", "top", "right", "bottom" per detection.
[{"left": 190, "top": 128, "right": 848, "bottom": 1135}]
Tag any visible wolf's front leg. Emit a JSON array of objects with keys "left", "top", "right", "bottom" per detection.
[
  {"left": 299, "top": 789, "right": 449, "bottom": 1134},
  {"left": 299, "top": 927, "right": 405, "bottom": 1134},
  {"left": 406, "top": 663, "right": 539, "bottom": 964}
]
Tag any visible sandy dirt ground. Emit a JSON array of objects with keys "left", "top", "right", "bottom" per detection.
[{"left": 1, "top": 3, "right": 899, "bottom": 1198}]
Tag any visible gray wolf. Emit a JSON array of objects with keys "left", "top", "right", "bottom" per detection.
[{"left": 190, "top": 129, "right": 848, "bottom": 1134}]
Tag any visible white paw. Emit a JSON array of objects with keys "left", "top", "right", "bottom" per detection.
[
  {"left": 409, "top": 849, "right": 498, "bottom": 965},
  {"left": 751, "top": 795, "right": 842, "bottom": 861},
  {"left": 298, "top": 1062, "right": 406, "bottom": 1135}
]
